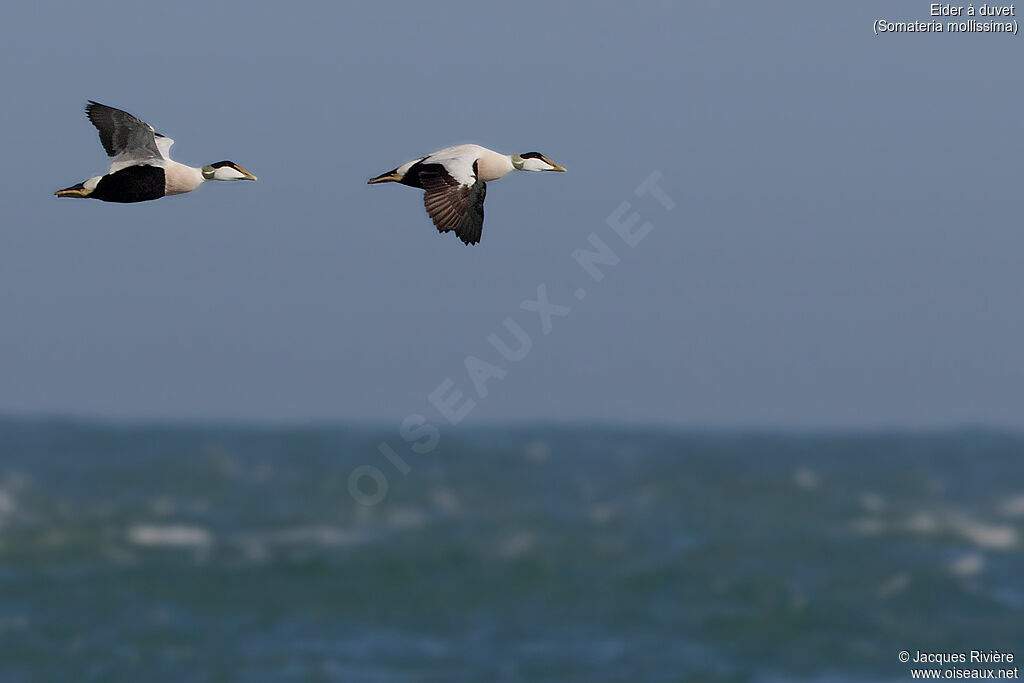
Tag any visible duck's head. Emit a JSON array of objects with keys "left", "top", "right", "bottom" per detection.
[
  {"left": 201, "top": 161, "right": 257, "bottom": 181},
  {"left": 512, "top": 152, "right": 566, "bottom": 172}
]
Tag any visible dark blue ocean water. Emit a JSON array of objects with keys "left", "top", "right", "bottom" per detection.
[{"left": 0, "top": 420, "right": 1021, "bottom": 682}]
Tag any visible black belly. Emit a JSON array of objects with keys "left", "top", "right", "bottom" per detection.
[{"left": 91, "top": 165, "right": 166, "bottom": 203}]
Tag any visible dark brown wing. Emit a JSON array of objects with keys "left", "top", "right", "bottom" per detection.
[
  {"left": 85, "top": 101, "right": 162, "bottom": 160},
  {"left": 418, "top": 162, "right": 487, "bottom": 246}
]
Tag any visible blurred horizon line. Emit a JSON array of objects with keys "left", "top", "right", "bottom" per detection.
[{"left": 1, "top": 411, "right": 1022, "bottom": 438}]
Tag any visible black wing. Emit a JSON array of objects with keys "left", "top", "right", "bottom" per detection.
[
  {"left": 418, "top": 162, "right": 487, "bottom": 246},
  {"left": 85, "top": 101, "right": 162, "bottom": 160}
]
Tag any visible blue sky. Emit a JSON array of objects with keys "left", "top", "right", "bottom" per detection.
[{"left": 0, "top": 2, "right": 1021, "bottom": 428}]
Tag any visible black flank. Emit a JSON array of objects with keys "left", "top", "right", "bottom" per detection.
[{"left": 91, "top": 165, "right": 166, "bottom": 203}]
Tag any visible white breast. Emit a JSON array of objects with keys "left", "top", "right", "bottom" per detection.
[
  {"left": 475, "top": 149, "right": 514, "bottom": 182},
  {"left": 163, "top": 162, "right": 204, "bottom": 195}
]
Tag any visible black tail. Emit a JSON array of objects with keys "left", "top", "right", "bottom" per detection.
[{"left": 55, "top": 181, "right": 92, "bottom": 198}]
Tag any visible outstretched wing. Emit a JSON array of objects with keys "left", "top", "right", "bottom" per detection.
[
  {"left": 418, "top": 159, "right": 487, "bottom": 245},
  {"left": 154, "top": 133, "right": 175, "bottom": 160},
  {"left": 85, "top": 101, "right": 166, "bottom": 162}
]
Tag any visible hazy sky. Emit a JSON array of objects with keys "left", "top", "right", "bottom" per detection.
[{"left": 1, "top": 2, "right": 1021, "bottom": 428}]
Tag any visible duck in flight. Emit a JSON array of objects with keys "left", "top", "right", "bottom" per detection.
[
  {"left": 368, "top": 144, "right": 565, "bottom": 245},
  {"left": 55, "top": 101, "right": 256, "bottom": 203}
]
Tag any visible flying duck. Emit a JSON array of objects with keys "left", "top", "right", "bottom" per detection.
[
  {"left": 368, "top": 144, "right": 565, "bottom": 245},
  {"left": 55, "top": 101, "right": 256, "bottom": 203}
]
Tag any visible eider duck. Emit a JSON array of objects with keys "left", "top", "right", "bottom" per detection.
[
  {"left": 55, "top": 101, "right": 256, "bottom": 203},
  {"left": 368, "top": 144, "right": 565, "bottom": 245}
]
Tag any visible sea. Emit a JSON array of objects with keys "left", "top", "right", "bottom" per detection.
[{"left": 0, "top": 419, "right": 1021, "bottom": 682}]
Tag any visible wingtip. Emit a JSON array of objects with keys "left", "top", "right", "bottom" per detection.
[{"left": 85, "top": 100, "right": 110, "bottom": 115}]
